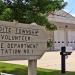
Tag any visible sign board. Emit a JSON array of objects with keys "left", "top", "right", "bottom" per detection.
[{"left": 0, "top": 21, "right": 49, "bottom": 60}]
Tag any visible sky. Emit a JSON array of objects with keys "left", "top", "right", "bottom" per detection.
[{"left": 64, "top": 0, "right": 75, "bottom": 16}]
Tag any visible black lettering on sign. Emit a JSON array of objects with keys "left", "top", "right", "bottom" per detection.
[
  {"left": 32, "top": 50, "right": 33, "bottom": 54},
  {"left": 27, "top": 49, "right": 29, "bottom": 54},
  {"left": 6, "top": 43, "right": 38, "bottom": 49},
  {"left": 0, "top": 26, "right": 11, "bottom": 33},
  {"left": 0, "top": 49, "right": 22, "bottom": 55},
  {"left": 16, "top": 28, "right": 39, "bottom": 36},
  {"left": 0, "top": 34, "right": 31, "bottom": 41},
  {"left": 14, "top": 49, "right": 21, "bottom": 54},
  {"left": 5, "top": 49, "right": 8, "bottom": 54},
  {"left": 24, "top": 49, "right": 30, "bottom": 54},
  {"left": 25, "top": 43, "right": 38, "bottom": 48},
  {"left": 0, "top": 48, "right": 35, "bottom": 55},
  {"left": 1, "top": 43, "right": 4, "bottom": 48}
]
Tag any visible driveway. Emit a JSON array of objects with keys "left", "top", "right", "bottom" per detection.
[{"left": 1, "top": 51, "right": 75, "bottom": 72}]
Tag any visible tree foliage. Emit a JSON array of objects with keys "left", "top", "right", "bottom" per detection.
[
  {"left": 0, "top": 0, "right": 67, "bottom": 30},
  {"left": 0, "top": 0, "right": 6, "bottom": 15}
]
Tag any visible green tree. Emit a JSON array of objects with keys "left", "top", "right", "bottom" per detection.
[
  {"left": 0, "top": 0, "right": 67, "bottom": 30},
  {"left": 0, "top": 0, "right": 5, "bottom": 15}
]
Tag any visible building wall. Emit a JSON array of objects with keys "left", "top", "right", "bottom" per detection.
[
  {"left": 52, "top": 22, "right": 75, "bottom": 51},
  {"left": 53, "top": 30, "right": 65, "bottom": 50}
]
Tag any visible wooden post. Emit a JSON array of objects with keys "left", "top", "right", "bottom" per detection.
[{"left": 28, "top": 60, "right": 37, "bottom": 75}]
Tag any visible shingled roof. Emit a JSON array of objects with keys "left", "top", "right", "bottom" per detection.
[{"left": 48, "top": 10, "right": 75, "bottom": 24}]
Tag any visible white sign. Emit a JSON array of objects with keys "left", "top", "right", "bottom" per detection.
[{"left": 0, "top": 21, "right": 49, "bottom": 60}]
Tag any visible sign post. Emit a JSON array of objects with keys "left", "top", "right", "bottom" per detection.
[{"left": 28, "top": 60, "right": 37, "bottom": 75}]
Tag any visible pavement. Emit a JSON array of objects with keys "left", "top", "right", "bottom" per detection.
[{"left": 1, "top": 51, "right": 75, "bottom": 72}]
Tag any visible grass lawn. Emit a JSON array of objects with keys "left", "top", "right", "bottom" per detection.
[{"left": 0, "top": 62, "right": 75, "bottom": 75}]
